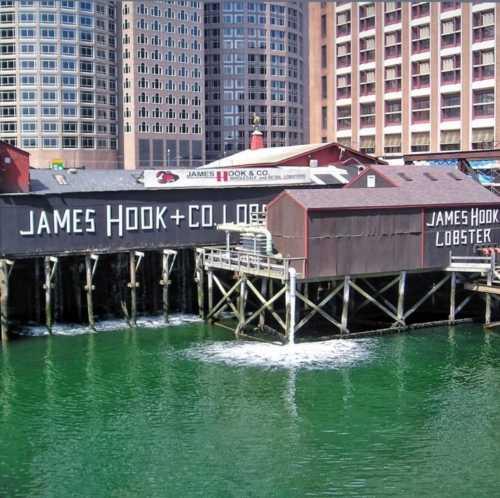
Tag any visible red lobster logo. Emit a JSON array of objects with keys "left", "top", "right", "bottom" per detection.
[{"left": 156, "top": 170, "right": 179, "bottom": 184}]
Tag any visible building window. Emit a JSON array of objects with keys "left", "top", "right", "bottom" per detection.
[
  {"left": 473, "top": 49, "right": 495, "bottom": 81},
  {"left": 337, "top": 105, "right": 351, "bottom": 130},
  {"left": 473, "top": 9, "right": 494, "bottom": 42},
  {"left": 337, "top": 42, "right": 351, "bottom": 68},
  {"left": 385, "top": 99, "right": 401, "bottom": 125},
  {"left": 337, "top": 10, "right": 350, "bottom": 37},
  {"left": 411, "top": 132, "right": 430, "bottom": 152},
  {"left": 384, "top": 134, "right": 401, "bottom": 154},
  {"left": 384, "top": 30, "right": 401, "bottom": 59},
  {"left": 472, "top": 88, "right": 494, "bottom": 118},
  {"left": 359, "top": 3, "right": 375, "bottom": 31},
  {"left": 441, "top": 93, "right": 461, "bottom": 120},
  {"left": 472, "top": 128, "right": 494, "bottom": 150},
  {"left": 412, "top": 24, "right": 430, "bottom": 54},
  {"left": 441, "top": 1, "right": 460, "bottom": 12},
  {"left": 360, "top": 136, "right": 375, "bottom": 155},
  {"left": 360, "top": 69, "right": 375, "bottom": 96},
  {"left": 321, "top": 106, "right": 328, "bottom": 129},
  {"left": 360, "top": 36, "right": 375, "bottom": 63},
  {"left": 321, "top": 45, "right": 327, "bottom": 68},
  {"left": 411, "top": 2, "right": 430, "bottom": 19},
  {"left": 336, "top": 73, "right": 351, "bottom": 99},
  {"left": 412, "top": 60, "right": 430, "bottom": 89},
  {"left": 321, "top": 14, "right": 327, "bottom": 37},
  {"left": 440, "top": 130, "right": 461, "bottom": 151},
  {"left": 385, "top": 65, "right": 401, "bottom": 92},
  {"left": 412, "top": 96, "right": 430, "bottom": 123},
  {"left": 321, "top": 76, "right": 327, "bottom": 99},
  {"left": 441, "top": 55, "right": 461, "bottom": 84},
  {"left": 384, "top": 1, "right": 401, "bottom": 25},
  {"left": 360, "top": 102, "right": 376, "bottom": 128},
  {"left": 441, "top": 17, "right": 461, "bottom": 48}
]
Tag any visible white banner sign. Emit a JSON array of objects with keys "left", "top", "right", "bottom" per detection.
[{"left": 143, "top": 167, "right": 311, "bottom": 189}]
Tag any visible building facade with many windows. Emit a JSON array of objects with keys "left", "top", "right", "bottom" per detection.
[
  {"left": 204, "top": 0, "right": 308, "bottom": 162},
  {"left": 121, "top": 0, "right": 205, "bottom": 169},
  {"left": 0, "top": 0, "right": 118, "bottom": 168},
  {"left": 310, "top": 1, "right": 500, "bottom": 159}
]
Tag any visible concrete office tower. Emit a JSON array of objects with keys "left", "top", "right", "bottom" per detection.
[
  {"left": 310, "top": 1, "right": 500, "bottom": 159},
  {"left": 204, "top": 0, "right": 308, "bottom": 161},
  {"left": 0, "top": 0, "right": 118, "bottom": 169},
  {"left": 121, "top": 0, "right": 204, "bottom": 169}
]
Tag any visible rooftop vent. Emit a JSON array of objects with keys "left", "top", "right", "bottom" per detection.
[
  {"left": 447, "top": 172, "right": 463, "bottom": 181},
  {"left": 423, "top": 172, "right": 438, "bottom": 181},
  {"left": 53, "top": 174, "right": 68, "bottom": 185},
  {"left": 397, "top": 172, "right": 413, "bottom": 182}
]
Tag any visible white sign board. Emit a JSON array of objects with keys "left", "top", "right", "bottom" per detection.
[{"left": 143, "top": 167, "right": 311, "bottom": 189}]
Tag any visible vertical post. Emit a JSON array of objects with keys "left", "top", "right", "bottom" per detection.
[
  {"left": 84, "top": 254, "right": 96, "bottom": 330},
  {"left": 207, "top": 270, "right": 214, "bottom": 323},
  {"left": 269, "top": 278, "right": 275, "bottom": 311},
  {"left": 303, "top": 282, "right": 309, "bottom": 311},
  {"left": 449, "top": 271, "right": 456, "bottom": 323},
  {"left": 236, "top": 274, "right": 246, "bottom": 338},
  {"left": 397, "top": 271, "right": 407, "bottom": 325},
  {"left": 0, "top": 259, "right": 11, "bottom": 343},
  {"left": 259, "top": 277, "right": 267, "bottom": 330},
  {"left": 161, "top": 250, "right": 177, "bottom": 323},
  {"left": 341, "top": 276, "right": 350, "bottom": 334},
  {"left": 44, "top": 256, "right": 58, "bottom": 334},
  {"left": 195, "top": 248, "right": 205, "bottom": 320},
  {"left": 129, "top": 251, "right": 137, "bottom": 326},
  {"left": 127, "top": 251, "right": 143, "bottom": 327},
  {"left": 287, "top": 268, "right": 297, "bottom": 345},
  {"left": 485, "top": 268, "right": 492, "bottom": 326}
]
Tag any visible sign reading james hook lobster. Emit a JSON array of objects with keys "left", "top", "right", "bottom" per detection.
[{"left": 143, "top": 167, "right": 311, "bottom": 189}]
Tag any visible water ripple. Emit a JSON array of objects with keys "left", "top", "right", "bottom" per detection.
[{"left": 185, "top": 338, "right": 374, "bottom": 370}]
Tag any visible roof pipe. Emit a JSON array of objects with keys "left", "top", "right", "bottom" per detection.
[{"left": 217, "top": 223, "right": 273, "bottom": 255}]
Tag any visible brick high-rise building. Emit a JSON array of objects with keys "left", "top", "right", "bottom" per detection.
[
  {"left": 310, "top": 1, "right": 500, "bottom": 160},
  {"left": 0, "top": 0, "right": 119, "bottom": 169},
  {"left": 204, "top": 0, "right": 308, "bottom": 162}
]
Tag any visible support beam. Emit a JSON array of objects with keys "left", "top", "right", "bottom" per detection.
[
  {"left": 355, "top": 275, "right": 400, "bottom": 313},
  {"left": 485, "top": 269, "right": 493, "bottom": 325},
  {"left": 44, "top": 256, "right": 58, "bottom": 334},
  {"left": 195, "top": 248, "right": 205, "bottom": 320},
  {"left": 246, "top": 278, "right": 287, "bottom": 331},
  {"left": 207, "top": 270, "right": 214, "bottom": 324},
  {"left": 235, "top": 274, "right": 247, "bottom": 338},
  {"left": 341, "top": 276, "right": 350, "bottom": 334},
  {"left": 295, "top": 280, "right": 345, "bottom": 333},
  {"left": 258, "top": 278, "right": 267, "bottom": 330},
  {"left": 449, "top": 271, "right": 456, "bottom": 323},
  {"left": 286, "top": 268, "right": 297, "bottom": 344},
  {"left": 84, "top": 254, "right": 99, "bottom": 330},
  {"left": 0, "top": 259, "right": 13, "bottom": 343},
  {"left": 208, "top": 274, "right": 242, "bottom": 321},
  {"left": 160, "top": 249, "right": 177, "bottom": 323},
  {"left": 403, "top": 274, "right": 450, "bottom": 321},
  {"left": 397, "top": 271, "right": 406, "bottom": 324},
  {"left": 127, "top": 251, "right": 144, "bottom": 327}
]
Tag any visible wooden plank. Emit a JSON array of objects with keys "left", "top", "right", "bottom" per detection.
[{"left": 464, "top": 282, "right": 500, "bottom": 295}]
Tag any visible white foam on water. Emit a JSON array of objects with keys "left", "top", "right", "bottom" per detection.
[
  {"left": 185, "top": 338, "right": 374, "bottom": 370},
  {"left": 17, "top": 313, "right": 202, "bottom": 337}
]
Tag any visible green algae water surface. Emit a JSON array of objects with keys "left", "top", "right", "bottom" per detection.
[{"left": 1, "top": 323, "right": 500, "bottom": 498}]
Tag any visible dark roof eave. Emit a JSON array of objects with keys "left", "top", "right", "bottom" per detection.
[{"left": 403, "top": 149, "right": 500, "bottom": 162}]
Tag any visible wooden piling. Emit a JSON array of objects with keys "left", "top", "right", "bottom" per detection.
[
  {"left": 258, "top": 278, "right": 267, "bottom": 330},
  {"left": 0, "top": 259, "right": 12, "bottom": 343},
  {"left": 161, "top": 249, "right": 177, "bottom": 323},
  {"left": 236, "top": 274, "right": 246, "bottom": 337},
  {"left": 397, "top": 271, "right": 407, "bottom": 325},
  {"left": 449, "top": 271, "right": 456, "bottom": 323},
  {"left": 85, "top": 254, "right": 98, "bottom": 329},
  {"left": 127, "top": 251, "right": 143, "bottom": 327},
  {"left": 195, "top": 249, "right": 205, "bottom": 320},
  {"left": 341, "top": 276, "right": 350, "bottom": 334},
  {"left": 207, "top": 270, "right": 214, "bottom": 323},
  {"left": 44, "top": 256, "right": 58, "bottom": 334}
]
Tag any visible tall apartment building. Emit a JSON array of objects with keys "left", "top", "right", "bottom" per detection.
[
  {"left": 204, "top": 0, "right": 308, "bottom": 161},
  {"left": 310, "top": 1, "right": 500, "bottom": 159},
  {"left": 0, "top": 0, "right": 118, "bottom": 169},
  {"left": 121, "top": 0, "right": 204, "bottom": 169}
]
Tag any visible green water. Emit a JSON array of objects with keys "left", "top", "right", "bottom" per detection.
[{"left": 1, "top": 323, "right": 500, "bottom": 498}]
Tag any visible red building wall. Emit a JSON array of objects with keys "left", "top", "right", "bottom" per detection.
[{"left": 0, "top": 142, "right": 30, "bottom": 193}]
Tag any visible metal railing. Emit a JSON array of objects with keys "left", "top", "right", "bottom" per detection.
[
  {"left": 203, "top": 246, "right": 305, "bottom": 280},
  {"left": 448, "top": 252, "right": 495, "bottom": 273}
]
